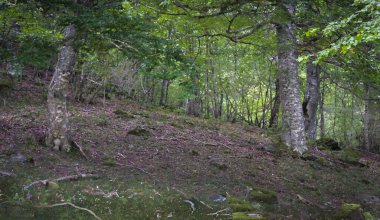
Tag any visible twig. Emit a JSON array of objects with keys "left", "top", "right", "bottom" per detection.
[
  {"left": 0, "top": 171, "right": 15, "bottom": 177},
  {"left": 53, "top": 174, "right": 99, "bottom": 182},
  {"left": 23, "top": 174, "right": 100, "bottom": 191},
  {"left": 199, "top": 200, "right": 214, "bottom": 210},
  {"left": 71, "top": 140, "right": 89, "bottom": 160},
  {"left": 207, "top": 208, "right": 231, "bottom": 216},
  {"left": 183, "top": 200, "right": 196, "bottom": 213},
  {"left": 173, "top": 187, "right": 213, "bottom": 210},
  {"left": 36, "top": 202, "right": 102, "bottom": 220}
]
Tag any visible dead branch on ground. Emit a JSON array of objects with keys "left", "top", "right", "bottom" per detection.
[
  {"left": 36, "top": 202, "right": 102, "bottom": 220},
  {"left": 23, "top": 174, "right": 100, "bottom": 191},
  {"left": 71, "top": 140, "right": 89, "bottom": 160}
]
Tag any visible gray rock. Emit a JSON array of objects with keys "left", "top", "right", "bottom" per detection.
[
  {"left": 360, "top": 194, "right": 380, "bottom": 204},
  {"left": 10, "top": 153, "right": 27, "bottom": 163},
  {"left": 209, "top": 194, "right": 226, "bottom": 202}
]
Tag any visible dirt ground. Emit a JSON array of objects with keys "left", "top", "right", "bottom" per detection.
[{"left": 0, "top": 79, "right": 379, "bottom": 219}]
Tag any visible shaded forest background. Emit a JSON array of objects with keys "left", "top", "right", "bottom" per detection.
[{"left": 0, "top": 0, "right": 379, "bottom": 153}]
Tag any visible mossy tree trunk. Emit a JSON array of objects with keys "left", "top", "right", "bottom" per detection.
[
  {"left": 46, "top": 24, "right": 77, "bottom": 151},
  {"left": 276, "top": 0, "right": 307, "bottom": 154}
]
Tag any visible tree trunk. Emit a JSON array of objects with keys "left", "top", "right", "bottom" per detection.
[
  {"left": 303, "top": 60, "right": 320, "bottom": 141},
  {"left": 269, "top": 78, "right": 280, "bottom": 128},
  {"left": 159, "top": 79, "right": 169, "bottom": 106},
  {"left": 319, "top": 78, "right": 325, "bottom": 139},
  {"left": 363, "top": 84, "right": 370, "bottom": 151},
  {"left": 368, "top": 86, "right": 380, "bottom": 152},
  {"left": 276, "top": 1, "right": 307, "bottom": 154},
  {"left": 46, "top": 24, "right": 77, "bottom": 151},
  {"left": 363, "top": 84, "right": 380, "bottom": 152}
]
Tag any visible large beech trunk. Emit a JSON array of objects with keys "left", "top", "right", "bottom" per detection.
[
  {"left": 46, "top": 24, "right": 77, "bottom": 151},
  {"left": 364, "top": 84, "right": 380, "bottom": 152},
  {"left": 276, "top": 1, "right": 307, "bottom": 154},
  {"left": 303, "top": 60, "right": 320, "bottom": 140}
]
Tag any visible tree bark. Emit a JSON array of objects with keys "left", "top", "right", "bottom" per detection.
[
  {"left": 159, "top": 79, "right": 169, "bottom": 106},
  {"left": 46, "top": 24, "right": 77, "bottom": 151},
  {"left": 368, "top": 87, "right": 380, "bottom": 152},
  {"left": 303, "top": 60, "right": 320, "bottom": 141},
  {"left": 364, "top": 84, "right": 380, "bottom": 152},
  {"left": 269, "top": 78, "right": 280, "bottom": 128},
  {"left": 276, "top": 1, "right": 307, "bottom": 154},
  {"left": 319, "top": 78, "right": 325, "bottom": 139},
  {"left": 363, "top": 84, "right": 370, "bottom": 151}
]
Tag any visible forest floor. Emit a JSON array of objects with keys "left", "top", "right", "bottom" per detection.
[{"left": 0, "top": 77, "right": 380, "bottom": 220}]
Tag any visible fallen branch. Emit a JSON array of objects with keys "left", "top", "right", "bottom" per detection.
[
  {"left": 36, "top": 202, "right": 102, "bottom": 220},
  {"left": 71, "top": 140, "right": 89, "bottom": 160},
  {"left": 207, "top": 208, "right": 231, "bottom": 216},
  {"left": 23, "top": 174, "right": 100, "bottom": 191},
  {"left": 183, "top": 199, "right": 196, "bottom": 214},
  {"left": 173, "top": 187, "right": 213, "bottom": 210},
  {"left": 0, "top": 171, "right": 15, "bottom": 177}
]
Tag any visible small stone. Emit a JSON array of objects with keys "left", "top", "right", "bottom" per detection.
[
  {"left": 10, "top": 153, "right": 27, "bottom": 163},
  {"left": 209, "top": 194, "right": 226, "bottom": 202}
]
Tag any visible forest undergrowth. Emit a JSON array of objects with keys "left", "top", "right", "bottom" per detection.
[{"left": 0, "top": 79, "right": 379, "bottom": 220}]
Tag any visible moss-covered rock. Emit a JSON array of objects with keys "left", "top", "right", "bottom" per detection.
[
  {"left": 127, "top": 127, "right": 151, "bottom": 136},
  {"left": 249, "top": 187, "right": 277, "bottom": 204},
  {"left": 228, "top": 197, "right": 254, "bottom": 212},
  {"left": 113, "top": 109, "right": 135, "bottom": 119},
  {"left": 232, "top": 212, "right": 267, "bottom": 220},
  {"left": 334, "top": 203, "right": 365, "bottom": 220},
  {"left": 363, "top": 212, "right": 374, "bottom": 220},
  {"left": 316, "top": 138, "right": 341, "bottom": 150},
  {"left": 338, "top": 148, "right": 367, "bottom": 167}
]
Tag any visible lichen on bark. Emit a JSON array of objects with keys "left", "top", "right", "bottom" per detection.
[
  {"left": 46, "top": 24, "right": 77, "bottom": 151},
  {"left": 276, "top": 1, "right": 307, "bottom": 154}
]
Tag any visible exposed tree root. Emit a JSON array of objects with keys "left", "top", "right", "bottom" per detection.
[
  {"left": 71, "top": 139, "right": 89, "bottom": 160},
  {"left": 23, "top": 174, "right": 100, "bottom": 191},
  {"left": 36, "top": 202, "right": 102, "bottom": 220}
]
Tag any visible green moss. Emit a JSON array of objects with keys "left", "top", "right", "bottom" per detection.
[
  {"left": 364, "top": 212, "right": 374, "bottom": 220},
  {"left": 102, "top": 157, "right": 116, "bottom": 166},
  {"left": 315, "top": 157, "right": 329, "bottom": 166},
  {"left": 232, "top": 212, "right": 267, "bottom": 220},
  {"left": 0, "top": 79, "right": 13, "bottom": 88},
  {"left": 334, "top": 203, "right": 362, "bottom": 220},
  {"left": 131, "top": 110, "right": 150, "bottom": 118},
  {"left": 127, "top": 127, "right": 150, "bottom": 136},
  {"left": 342, "top": 148, "right": 360, "bottom": 162},
  {"left": 113, "top": 109, "right": 135, "bottom": 119},
  {"left": 170, "top": 121, "right": 184, "bottom": 129},
  {"left": 228, "top": 197, "right": 255, "bottom": 212},
  {"left": 249, "top": 187, "right": 277, "bottom": 204},
  {"left": 316, "top": 138, "right": 341, "bottom": 150},
  {"left": 93, "top": 115, "right": 110, "bottom": 126}
]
